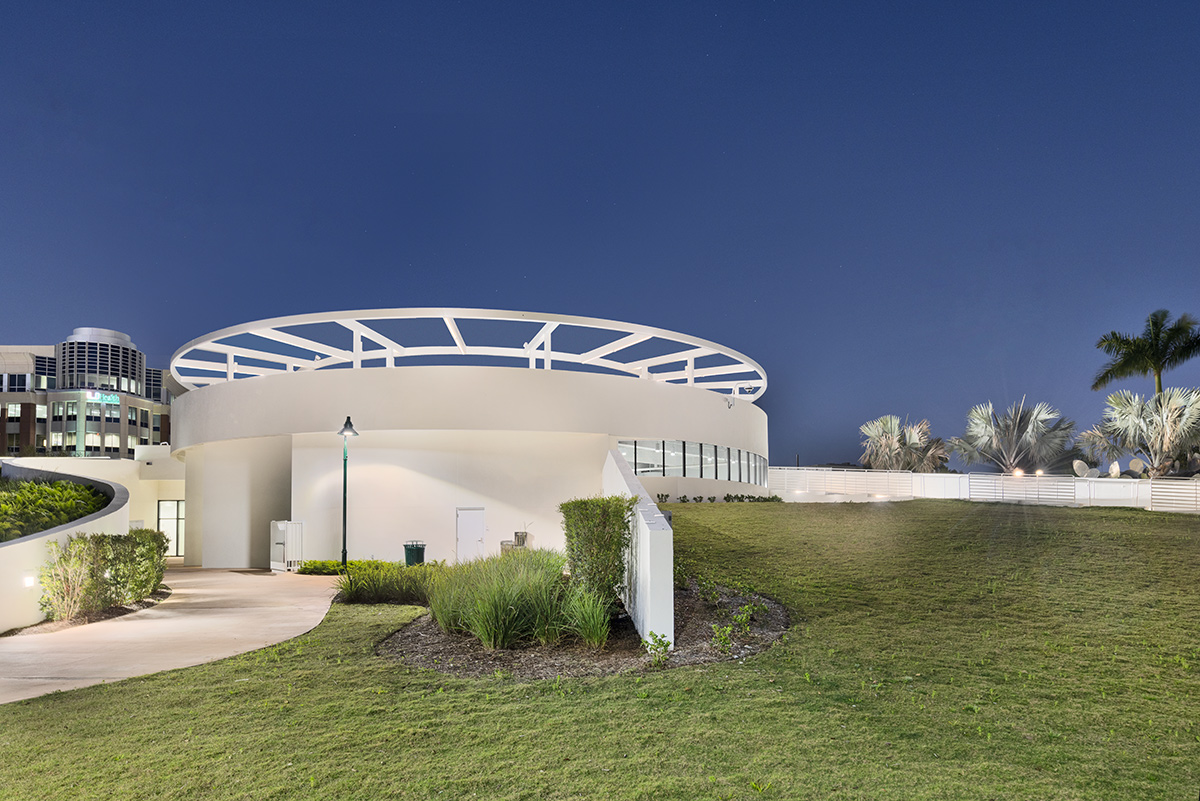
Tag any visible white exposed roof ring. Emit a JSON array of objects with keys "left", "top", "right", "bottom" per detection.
[{"left": 170, "top": 307, "right": 767, "bottom": 400}]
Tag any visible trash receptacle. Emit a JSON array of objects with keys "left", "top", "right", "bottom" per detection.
[{"left": 404, "top": 541, "right": 426, "bottom": 566}]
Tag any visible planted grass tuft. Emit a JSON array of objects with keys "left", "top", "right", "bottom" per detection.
[{"left": 1, "top": 501, "right": 1197, "bottom": 800}]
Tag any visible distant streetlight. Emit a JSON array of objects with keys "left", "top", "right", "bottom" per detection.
[{"left": 338, "top": 416, "right": 359, "bottom": 567}]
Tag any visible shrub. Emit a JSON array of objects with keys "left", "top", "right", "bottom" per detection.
[
  {"left": 109, "top": 528, "right": 169, "bottom": 602},
  {"left": 711, "top": 623, "right": 734, "bottom": 655},
  {"left": 558, "top": 495, "right": 635, "bottom": 610},
  {"left": 732, "top": 602, "right": 767, "bottom": 634},
  {"left": 642, "top": 630, "right": 671, "bottom": 668},
  {"left": 38, "top": 528, "right": 168, "bottom": 620},
  {"left": 38, "top": 535, "right": 111, "bottom": 620}
]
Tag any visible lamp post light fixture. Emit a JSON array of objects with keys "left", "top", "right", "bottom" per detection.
[{"left": 338, "top": 416, "right": 359, "bottom": 567}]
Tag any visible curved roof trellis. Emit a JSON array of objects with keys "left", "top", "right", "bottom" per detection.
[{"left": 170, "top": 308, "right": 767, "bottom": 400}]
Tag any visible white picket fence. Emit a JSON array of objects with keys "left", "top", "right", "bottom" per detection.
[{"left": 768, "top": 466, "right": 1200, "bottom": 514}]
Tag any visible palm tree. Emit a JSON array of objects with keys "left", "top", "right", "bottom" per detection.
[
  {"left": 1077, "top": 388, "right": 1200, "bottom": 477},
  {"left": 859, "top": 415, "right": 947, "bottom": 472},
  {"left": 947, "top": 397, "right": 1077, "bottom": 474},
  {"left": 1092, "top": 309, "right": 1200, "bottom": 395}
]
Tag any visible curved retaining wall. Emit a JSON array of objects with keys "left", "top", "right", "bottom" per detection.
[{"left": 0, "top": 461, "right": 131, "bottom": 633}]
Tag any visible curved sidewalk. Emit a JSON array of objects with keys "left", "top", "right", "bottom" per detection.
[{"left": 0, "top": 567, "right": 337, "bottom": 705}]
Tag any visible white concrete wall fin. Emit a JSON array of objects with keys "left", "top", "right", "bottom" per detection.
[{"left": 603, "top": 449, "right": 674, "bottom": 649}]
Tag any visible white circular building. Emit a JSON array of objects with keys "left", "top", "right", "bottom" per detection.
[{"left": 170, "top": 308, "right": 769, "bottom": 568}]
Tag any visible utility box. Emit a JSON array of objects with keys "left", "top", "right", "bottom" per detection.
[{"left": 270, "top": 521, "right": 304, "bottom": 572}]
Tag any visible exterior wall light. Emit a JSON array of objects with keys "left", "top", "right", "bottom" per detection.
[
  {"left": 338, "top": 416, "right": 359, "bottom": 567},
  {"left": 1013, "top": 469, "right": 1024, "bottom": 477}
]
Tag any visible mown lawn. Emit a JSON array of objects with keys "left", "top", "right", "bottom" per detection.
[{"left": 0, "top": 500, "right": 1196, "bottom": 800}]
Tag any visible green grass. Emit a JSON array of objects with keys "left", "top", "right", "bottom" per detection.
[{"left": 0, "top": 500, "right": 1197, "bottom": 799}]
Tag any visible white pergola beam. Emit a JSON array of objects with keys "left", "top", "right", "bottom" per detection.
[
  {"left": 249, "top": 328, "right": 351, "bottom": 364},
  {"left": 443, "top": 317, "right": 467, "bottom": 354},
  {"left": 337, "top": 320, "right": 408, "bottom": 357},
  {"left": 578, "top": 333, "right": 650, "bottom": 364},
  {"left": 622, "top": 346, "right": 715, "bottom": 373}
]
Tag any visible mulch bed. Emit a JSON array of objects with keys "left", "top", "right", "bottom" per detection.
[
  {"left": 0, "top": 588, "right": 173, "bottom": 637},
  {"left": 375, "top": 581, "right": 789, "bottom": 680}
]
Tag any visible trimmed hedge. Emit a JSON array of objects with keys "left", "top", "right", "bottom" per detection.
[
  {"left": 558, "top": 495, "right": 636, "bottom": 610},
  {"left": 38, "top": 529, "right": 168, "bottom": 621},
  {"left": 297, "top": 559, "right": 392, "bottom": 575}
]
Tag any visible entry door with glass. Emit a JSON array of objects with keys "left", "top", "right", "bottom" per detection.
[{"left": 158, "top": 500, "right": 186, "bottom": 556}]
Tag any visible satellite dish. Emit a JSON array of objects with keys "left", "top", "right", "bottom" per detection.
[
  {"left": 1129, "top": 458, "right": 1146, "bottom": 474},
  {"left": 1072, "top": 459, "right": 1089, "bottom": 477},
  {"left": 1108, "top": 461, "right": 1121, "bottom": 478},
  {"left": 1086, "top": 467, "right": 1100, "bottom": 478}
]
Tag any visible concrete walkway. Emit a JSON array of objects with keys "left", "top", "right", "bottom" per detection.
[{"left": 0, "top": 567, "right": 337, "bottom": 705}]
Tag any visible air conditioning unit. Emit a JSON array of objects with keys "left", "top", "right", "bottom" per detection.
[{"left": 270, "top": 520, "right": 304, "bottom": 572}]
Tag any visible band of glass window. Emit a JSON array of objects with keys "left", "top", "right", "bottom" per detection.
[{"left": 617, "top": 440, "right": 768, "bottom": 487}]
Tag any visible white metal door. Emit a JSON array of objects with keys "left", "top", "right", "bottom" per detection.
[{"left": 456, "top": 507, "right": 486, "bottom": 563}]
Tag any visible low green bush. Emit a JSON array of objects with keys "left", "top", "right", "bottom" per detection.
[
  {"left": 721, "top": 493, "right": 783, "bottom": 503},
  {"left": 0, "top": 479, "right": 108, "bottom": 542},
  {"left": 334, "top": 561, "right": 444, "bottom": 604},
  {"left": 109, "top": 528, "right": 169, "bottom": 602},
  {"left": 38, "top": 528, "right": 168, "bottom": 621},
  {"left": 298, "top": 559, "right": 392, "bottom": 575}
]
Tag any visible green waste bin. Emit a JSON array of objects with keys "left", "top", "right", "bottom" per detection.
[{"left": 404, "top": 541, "right": 426, "bottom": 566}]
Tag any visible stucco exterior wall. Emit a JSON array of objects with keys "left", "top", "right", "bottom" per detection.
[
  {"left": 173, "top": 364, "right": 768, "bottom": 568},
  {"left": 182, "top": 436, "right": 291, "bottom": 567},
  {"left": 291, "top": 430, "right": 607, "bottom": 564}
]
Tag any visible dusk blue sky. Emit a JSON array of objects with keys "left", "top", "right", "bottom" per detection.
[{"left": 3, "top": 2, "right": 1198, "bottom": 466}]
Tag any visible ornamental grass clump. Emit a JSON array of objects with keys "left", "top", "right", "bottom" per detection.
[
  {"left": 335, "top": 561, "right": 443, "bottom": 605},
  {"left": 421, "top": 549, "right": 614, "bottom": 650},
  {"left": 564, "top": 584, "right": 610, "bottom": 649},
  {"left": 455, "top": 550, "right": 569, "bottom": 650},
  {"left": 337, "top": 546, "right": 614, "bottom": 650}
]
